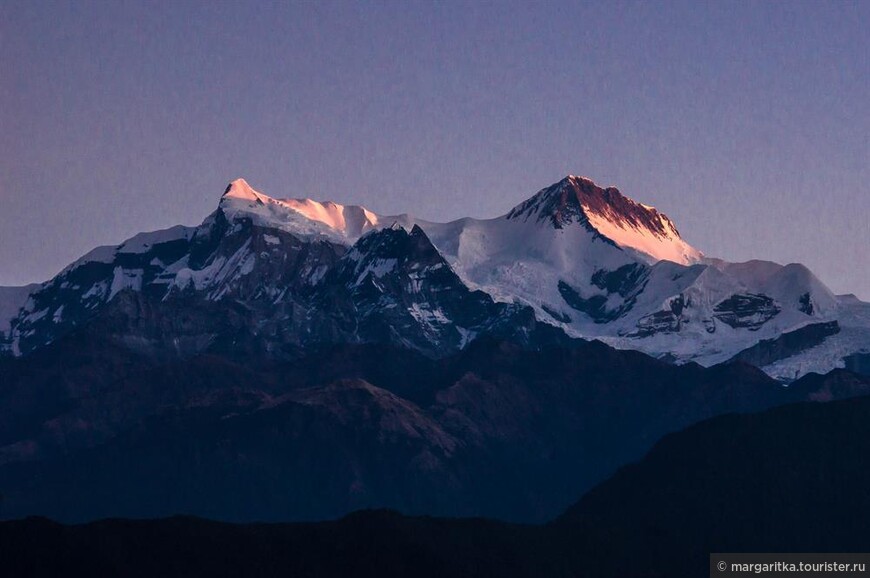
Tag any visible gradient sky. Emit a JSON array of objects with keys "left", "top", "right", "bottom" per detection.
[{"left": 1, "top": 1, "right": 868, "bottom": 298}]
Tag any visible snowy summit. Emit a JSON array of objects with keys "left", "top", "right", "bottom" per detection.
[{"left": 507, "top": 176, "right": 703, "bottom": 265}]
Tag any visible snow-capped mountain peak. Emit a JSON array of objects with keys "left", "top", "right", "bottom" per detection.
[
  {"left": 222, "top": 178, "right": 264, "bottom": 203},
  {"left": 506, "top": 175, "right": 703, "bottom": 265},
  {"left": 218, "top": 179, "right": 390, "bottom": 240}
]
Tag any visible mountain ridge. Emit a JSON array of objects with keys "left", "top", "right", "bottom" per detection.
[
  {"left": 1, "top": 175, "right": 866, "bottom": 380},
  {"left": 4, "top": 390, "right": 870, "bottom": 577}
]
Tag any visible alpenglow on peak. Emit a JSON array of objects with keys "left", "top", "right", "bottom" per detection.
[
  {"left": 218, "top": 178, "right": 389, "bottom": 239},
  {"left": 507, "top": 175, "right": 703, "bottom": 265},
  {"left": 222, "top": 178, "right": 263, "bottom": 202},
  {"left": 217, "top": 175, "right": 702, "bottom": 264}
]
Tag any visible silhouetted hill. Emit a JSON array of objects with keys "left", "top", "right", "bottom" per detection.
[
  {"left": 3, "top": 329, "right": 866, "bottom": 523},
  {"left": 0, "top": 513, "right": 567, "bottom": 578},
  {"left": 4, "top": 392, "right": 870, "bottom": 577},
  {"left": 555, "top": 393, "right": 870, "bottom": 576}
]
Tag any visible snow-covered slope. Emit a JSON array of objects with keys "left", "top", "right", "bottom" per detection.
[
  {"left": 759, "top": 296, "right": 870, "bottom": 381},
  {"left": 596, "top": 262, "right": 841, "bottom": 366},
  {"left": 219, "top": 178, "right": 403, "bottom": 242},
  {"left": 1, "top": 175, "right": 866, "bottom": 380}
]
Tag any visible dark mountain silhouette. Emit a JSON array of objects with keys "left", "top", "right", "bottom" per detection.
[
  {"left": 4, "top": 392, "right": 870, "bottom": 577},
  {"left": 1, "top": 309, "right": 868, "bottom": 523},
  {"left": 553, "top": 392, "right": 870, "bottom": 576}
]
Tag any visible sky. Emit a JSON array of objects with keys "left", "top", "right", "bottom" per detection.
[{"left": 1, "top": 1, "right": 868, "bottom": 298}]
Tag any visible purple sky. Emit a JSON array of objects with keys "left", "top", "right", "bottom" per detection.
[{"left": 1, "top": 1, "right": 868, "bottom": 298}]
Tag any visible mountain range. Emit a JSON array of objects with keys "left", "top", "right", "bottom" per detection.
[
  {"left": 0, "top": 175, "right": 868, "bottom": 524},
  {"left": 2, "top": 175, "right": 867, "bottom": 380}
]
